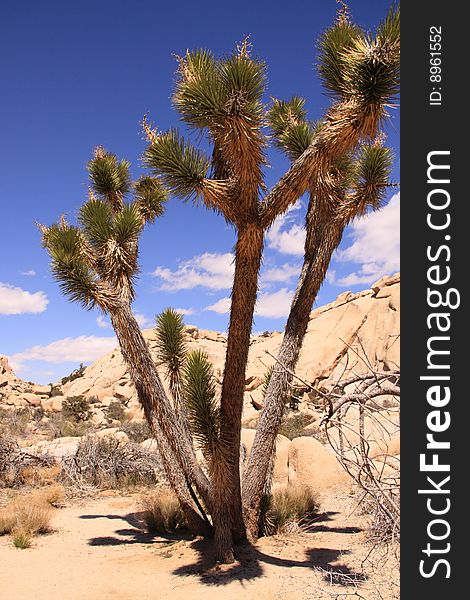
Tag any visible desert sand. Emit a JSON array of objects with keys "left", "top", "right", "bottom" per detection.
[{"left": 0, "top": 489, "right": 398, "bottom": 600}]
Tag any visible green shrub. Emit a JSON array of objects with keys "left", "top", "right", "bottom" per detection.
[
  {"left": 278, "top": 413, "right": 311, "bottom": 440},
  {"left": 120, "top": 420, "right": 151, "bottom": 443},
  {"left": 62, "top": 396, "right": 92, "bottom": 422},
  {"left": 32, "top": 406, "right": 45, "bottom": 422},
  {"left": 42, "top": 413, "right": 93, "bottom": 439},
  {"left": 60, "top": 364, "right": 86, "bottom": 385},
  {"left": 105, "top": 400, "right": 129, "bottom": 423},
  {"left": 50, "top": 386, "right": 64, "bottom": 397},
  {"left": 12, "top": 531, "right": 32, "bottom": 549}
]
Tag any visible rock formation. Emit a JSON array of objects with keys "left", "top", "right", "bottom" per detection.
[{"left": 1, "top": 274, "right": 400, "bottom": 491}]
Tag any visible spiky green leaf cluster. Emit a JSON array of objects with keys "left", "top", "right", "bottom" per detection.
[
  {"left": 183, "top": 350, "right": 220, "bottom": 457},
  {"left": 134, "top": 176, "right": 168, "bottom": 222},
  {"left": 155, "top": 308, "right": 188, "bottom": 385},
  {"left": 349, "top": 143, "right": 393, "bottom": 213},
  {"left": 42, "top": 149, "right": 167, "bottom": 310},
  {"left": 144, "top": 130, "right": 210, "bottom": 200},
  {"left": 41, "top": 222, "right": 104, "bottom": 310},
  {"left": 173, "top": 46, "right": 267, "bottom": 131},
  {"left": 317, "top": 21, "right": 363, "bottom": 98},
  {"left": 268, "top": 98, "right": 316, "bottom": 160},
  {"left": 173, "top": 50, "right": 225, "bottom": 129},
  {"left": 87, "top": 149, "right": 131, "bottom": 201},
  {"left": 317, "top": 7, "right": 400, "bottom": 106}
]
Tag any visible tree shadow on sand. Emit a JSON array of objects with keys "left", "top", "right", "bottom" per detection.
[
  {"left": 83, "top": 510, "right": 192, "bottom": 546},
  {"left": 83, "top": 509, "right": 366, "bottom": 587},
  {"left": 171, "top": 539, "right": 366, "bottom": 587}
]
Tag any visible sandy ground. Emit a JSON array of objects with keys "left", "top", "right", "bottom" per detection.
[{"left": 0, "top": 491, "right": 399, "bottom": 600}]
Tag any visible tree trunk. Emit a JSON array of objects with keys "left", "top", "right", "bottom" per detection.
[
  {"left": 243, "top": 196, "right": 345, "bottom": 537},
  {"left": 215, "top": 222, "right": 264, "bottom": 554},
  {"left": 108, "top": 302, "right": 212, "bottom": 534}
]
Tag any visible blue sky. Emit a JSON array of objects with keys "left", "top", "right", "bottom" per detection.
[{"left": 0, "top": 0, "right": 399, "bottom": 384}]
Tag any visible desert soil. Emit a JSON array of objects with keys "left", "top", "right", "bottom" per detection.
[{"left": 0, "top": 490, "right": 398, "bottom": 600}]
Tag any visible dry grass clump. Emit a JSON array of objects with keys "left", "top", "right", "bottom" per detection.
[
  {"left": 0, "top": 486, "right": 62, "bottom": 547},
  {"left": 30, "top": 483, "right": 65, "bottom": 507},
  {"left": 141, "top": 487, "right": 186, "bottom": 533},
  {"left": 264, "top": 484, "right": 320, "bottom": 535},
  {"left": 19, "top": 464, "right": 61, "bottom": 487}
]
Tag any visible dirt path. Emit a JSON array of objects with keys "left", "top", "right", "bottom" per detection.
[{"left": 0, "top": 492, "right": 398, "bottom": 599}]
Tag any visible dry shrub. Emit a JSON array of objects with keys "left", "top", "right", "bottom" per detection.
[
  {"left": 141, "top": 487, "right": 185, "bottom": 533},
  {"left": 61, "top": 435, "right": 161, "bottom": 490},
  {"left": 0, "top": 436, "right": 55, "bottom": 487},
  {"left": 0, "top": 408, "right": 31, "bottom": 437},
  {"left": 264, "top": 484, "right": 320, "bottom": 535}
]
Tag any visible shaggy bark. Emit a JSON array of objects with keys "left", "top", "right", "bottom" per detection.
[
  {"left": 215, "top": 223, "right": 264, "bottom": 554},
  {"left": 243, "top": 195, "right": 345, "bottom": 536},
  {"left": 109, "top": 302, "right": 212, "bottom": 535}
]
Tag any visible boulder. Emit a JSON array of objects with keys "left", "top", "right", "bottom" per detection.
[
  {"left": 288, "top": 437, "right": 348, "bottom": 497},
  {"left": 94, "top": 428, "right": 129, "bottom": 443},
  {"left": 99, "top": 395, "right": 115, "bottom": 407},
  {"left": 245, "top": 376, "right": 264, "bottom": 392},
  {"left": 20, "top": 392, "right": 42, "bottom": 407},
  {"left": 5, "top": 394, "right": 28, "bottom": 408},
  {"left": 63, "top": 378, "right": 92, "bottom": 398},
  {"left": 141, "top": 438, "right": 159, "bottom": 452},
  {"left": 272, "top": 434, "right": 291, "bottom": 485},
  {"left": 31, "top": 384, "right": 51, "bottom": 396},
  {"left": 29, "top": 436, "right": 80, "bottom": 458},
  {"left": 240, "top": 428, "right": 291, "bottom": 485},
  {"left": 91, "top": 411, "right": 107, "bottom": 426},
  {"left": 85, "top": 386, "right": 111, "bottom": 401},
  {"left": 41, "top": 396, "right": 64, "bottom": 413},
  {"left": 198, "top": 329, "right": 219, "bottom": 342}
]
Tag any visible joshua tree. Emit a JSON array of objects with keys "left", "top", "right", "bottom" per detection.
[
  {"left": 39, "top": 151, "right": 212, "bottom": 535},
  {"left": 41, "top": 5, "right": 399, "bottom": 562},
  {"left": 143, "top": 6, "right": 399, "bottom": 553},
  {"left": 242, "top": 8, "right": 399, "bottom": 536}
]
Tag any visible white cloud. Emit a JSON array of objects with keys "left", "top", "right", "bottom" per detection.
[
  {"left": 261, "top": 263, "right": 300, "bottom": 284},
  {"left": 152, "top": 252, "right": 234, "bottom": 292},
  {"left": 255, "top": 288, "right": 294, "bottom": 318},
  {"left": 9, "top": 335, "right": 117, "bottom": 374},
  {"left": 333, "top": 194, "right": 400, "bottom": 286},
  {"left": 0, "top": 282, "right": 48, "bottom": 315},
  {"left": 206, "top": 287, "right": 294, "bottom": 319},
  {"left": 21, "top": 270, "right": 36, "bottom": 276},
  {"left": 134, "top": 313, "right": 153, "bottom": 328},
  {"left": 96, "top": 315, "right": 110, "bottom": 329},
  {"left": 174, "top": 307, "right": 195, "bottom": 316},
  {"left": 267, "top": 203, "right": 305, "bottom": 256},
  {"left": 206, "top": 297, "right": 231, "bottom": 314}
]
